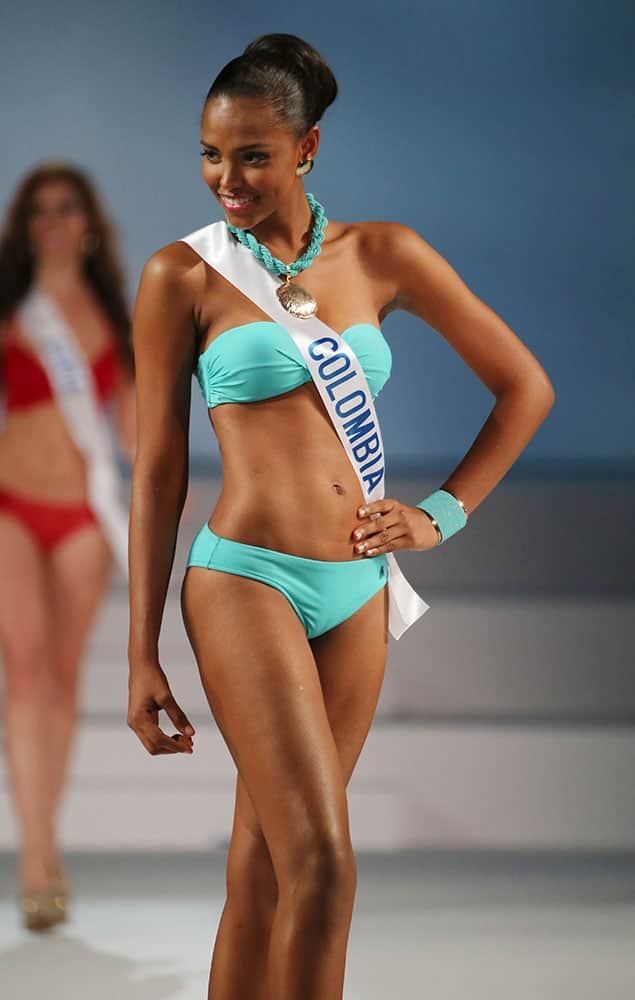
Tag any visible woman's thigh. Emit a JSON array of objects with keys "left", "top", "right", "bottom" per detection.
[
  {"left": 183, "top": 566, "right": 389, "bottom": 891},
  {"left": 181, "top": 566, "right": 360, "bottom": 886},
  {"left": 0, "top": 513, "right": 51, "bottom": 692},
  {"left": 310, "top": 578, "right": 389, "bottom": 782},
  {"left": 47, "top": 523, "right": 113, "bottom": 688},
  {"left": 236, "top": 580, "right": 388, "bottom": 828}
]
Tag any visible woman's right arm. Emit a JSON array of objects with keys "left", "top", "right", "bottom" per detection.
[{"left": 127, "top": 243, "right": 199, "bottom": 756}]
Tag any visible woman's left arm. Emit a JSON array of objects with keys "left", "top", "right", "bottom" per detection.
[{"left": 376, "top": 222, "right": 556, "bottom": 516}]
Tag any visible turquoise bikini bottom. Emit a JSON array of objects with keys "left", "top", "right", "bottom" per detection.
[{"left": 186, "top": 521, "right": 389, "bottom": 640}]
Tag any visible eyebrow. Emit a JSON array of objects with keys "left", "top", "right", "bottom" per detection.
[{"left": 200, "top": 140, "right": 272, "bottom": 151}]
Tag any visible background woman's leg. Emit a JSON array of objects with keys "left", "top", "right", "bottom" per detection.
[
  {"left": 0, "top": 514, "right": 55, "bottom": 888},
  {"left": 46, "top": 524, "right": 113, "bottom": 863}
]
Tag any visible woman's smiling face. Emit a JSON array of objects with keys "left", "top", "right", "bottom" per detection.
[{"left": 200, "top": 95, "right": 317, "bottom": 224}]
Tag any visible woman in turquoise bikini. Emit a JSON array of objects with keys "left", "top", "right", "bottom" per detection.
[{"left": 127, "top": 32, "right": 555, "bottom": 1000}]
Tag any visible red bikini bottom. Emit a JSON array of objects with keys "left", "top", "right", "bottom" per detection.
[{"left": 0, "top": 486, "right": 99, "bottom": 552}]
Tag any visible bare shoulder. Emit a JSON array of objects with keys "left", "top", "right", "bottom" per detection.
[
  {"left": 357, "top": 218, "right": 478, "bottom": 315},
  {"left": 355, "top": 219, "right": 430, "bottom": 269},
  {"left": 354, "top": 219, "right": 555, "bottom": 397},
  {"left": 136, "top": 239, "right": 208, "bottom": 320},
  {"left": 133, "top": 240, "right": 207, "bottom": 367},
  {"left": 140, "top": 239, "right": 205, "bottom": 289},
  {"left": 350, "top": 219, "right": 428, "bottom": 316},
  {"left": 355, "top": 218, "right": 416, "bottom": 250}
]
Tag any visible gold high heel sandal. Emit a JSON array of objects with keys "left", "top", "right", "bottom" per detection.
[{"left": 19, "top": 879, "right": 68, "bottom": 932}]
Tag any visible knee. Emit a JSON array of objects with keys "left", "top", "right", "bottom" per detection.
[
  {"left": 50, "top": 686, "right": 80, "bottom": 718},
  {"left": 49, "top": 662, "right": 81, "bottom": 715},
  {"left": 285, "top": 831, "right": 357, "bottom": 915},
  {"left": 1, "top": 634, "right": 49, "bottom": 701}
]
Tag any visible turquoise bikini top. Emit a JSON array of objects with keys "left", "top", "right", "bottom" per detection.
[{"left": 196, "top": 320, "right": 392, "bottom": 409}]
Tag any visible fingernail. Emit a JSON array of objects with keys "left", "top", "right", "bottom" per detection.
[
  {"left": 354, "top": 529, "right": 363, "bottom": 539},
  {"left": 185, "top": 725, "right": 194, "bottom": 735},
  {"left": 359, "top": 507, "right": 367, "bottom": 516}
]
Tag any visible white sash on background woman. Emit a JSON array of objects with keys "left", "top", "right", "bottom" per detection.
[
  {"left": 179, "top": 220, "right": 430, "bottom": 640},
  {"left": 15, "top": 287, "right": 129, "bottom": 577}
]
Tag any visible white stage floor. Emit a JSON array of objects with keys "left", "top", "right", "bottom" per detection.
[{"left": 1, "top": 850, "right": 635, "bottom": 999}]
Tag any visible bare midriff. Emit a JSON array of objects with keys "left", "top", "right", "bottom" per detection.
[
  {"left": 0, "top": 404, "right": 91, "bottom": 502},
  {"left": 207, "top": 381, "right": 371, "bottom": 562}
]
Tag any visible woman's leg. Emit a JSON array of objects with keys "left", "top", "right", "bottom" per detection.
[
  {"left": 208, "top": 775, "right": 279, "bottom": 1000},
  {"left": 0, "top": 514, "right": 55, "bottom": 888},
  {"left": 181, "top": 566, "right": 389, "bottom": 1000},
  {"left": 208, "top": 579, "right": 388, "bottom": 1000},
  {"left": 46, "top": 524, "right": 113, "bottom": 848}
]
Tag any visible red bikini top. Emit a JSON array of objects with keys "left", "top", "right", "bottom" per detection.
[{"left": 1, "top": 311, "right": 121, "bottom": 412}]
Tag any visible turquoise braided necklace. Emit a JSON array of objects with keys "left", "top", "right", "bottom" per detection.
[{"left": 225, "top": 191, "right": 328, "bottom": 319}]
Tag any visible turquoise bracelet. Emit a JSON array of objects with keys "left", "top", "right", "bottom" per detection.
[{"left": 415, "top": 489, "right": 468, "bottom": 544}]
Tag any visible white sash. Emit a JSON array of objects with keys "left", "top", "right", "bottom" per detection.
[
  {"left": 179, "top": 220, "right": 430, "bottom": 639},
  {"left": 15, "top": 287, "right": 129, "bottom": 576}
]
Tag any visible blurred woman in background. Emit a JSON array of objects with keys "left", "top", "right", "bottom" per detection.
[{"left": 0, "top": 162, "right": 135, "bottom": 930}]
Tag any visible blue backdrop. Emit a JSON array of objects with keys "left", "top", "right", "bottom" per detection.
[{"left": 1, "top": 0, "right": 632, "bottom": 474}]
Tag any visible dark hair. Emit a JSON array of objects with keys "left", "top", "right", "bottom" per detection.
[
  {"left": 0, "top": 161, "right": 134, "bottom": 376},
  {"left": 204, "top": 33, "right": 338, "bottom": 138}
]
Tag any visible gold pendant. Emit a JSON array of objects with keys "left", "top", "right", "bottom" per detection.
[{"left": 277, "top": 277, "right": 318, "bottom": 319}]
